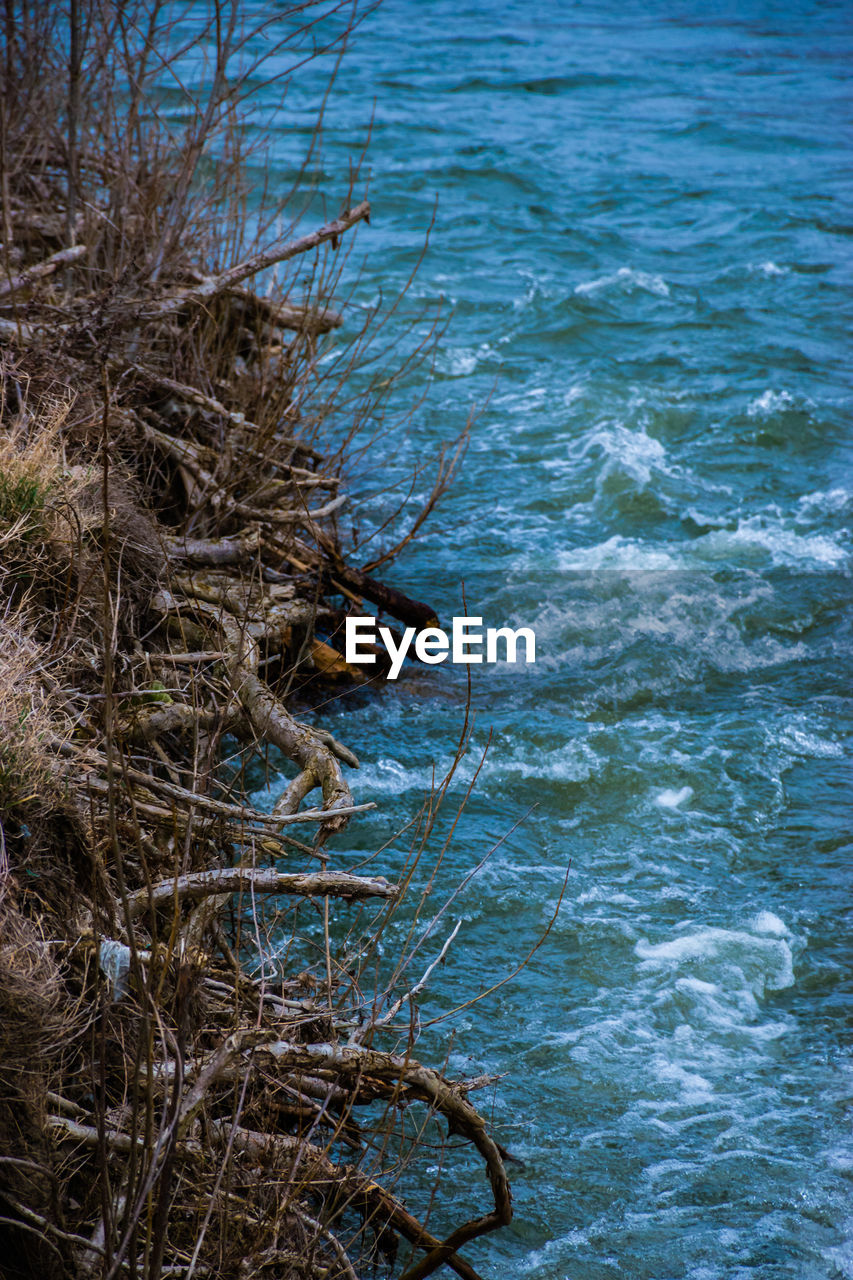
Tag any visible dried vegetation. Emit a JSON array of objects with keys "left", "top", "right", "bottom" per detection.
[{"left": 0, "top": 3, "right": 511, "bottom": 1277}]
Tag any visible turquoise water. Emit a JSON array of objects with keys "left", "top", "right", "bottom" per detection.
[{"left": 233, "top": 2, "right": 852, "bottom": 1275}]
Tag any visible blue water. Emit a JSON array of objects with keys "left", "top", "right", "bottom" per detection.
[{"left": 203, "top": 2, "right": 853, "bottom": 1275}]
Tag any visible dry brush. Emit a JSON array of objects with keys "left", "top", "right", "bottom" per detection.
[{"left": 0, "top": 3, "right": 509, "bottom": 1278}]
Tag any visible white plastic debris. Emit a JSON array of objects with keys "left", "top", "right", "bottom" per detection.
[{"left": 99, "top": 938, "right": 132, "bottom": 1000}]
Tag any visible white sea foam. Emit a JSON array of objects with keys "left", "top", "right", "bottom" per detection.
[
  {"left": 714, "top": 519, "right": 848, "bottom": 567},
  {"left": 752, "top": 910, "right": 790, "bottom": 938},
  {"left": 575, "top": 266, "right": 670, "bottom": 298},
  {"left": 434, "top": 342, "right": 498, "bottom": 376},
  {"left": 692, "top": 515, "right": 848, "bottom": 569},
  {"left": 258, "top": 733, "right": 604, "bottom": 806},
  {"left": 581, "top": 422, "right": 671, "bottom": 487},
  {"left": 653, "top": 1059, "right": 715, "bottom": 1105},
  {"left": 578, "top": 886, "right": 641, "bottom": 907},
  {"left": 492, "top": 738, "right": 603, "bottom": 784},
  {"left": 796, "top": 486, "right": 852, "bottom": 517},
  {"left": 557, "top": 536, "right": 681, "bottom": 571},
  {"left": 747, "top": 388, "right": 797, "bottom": 416},
  {"left": 682, "top": 506, "right": 731, "bottom": 529},
  {"left": 775, "top": 721, "right": 844, "bottom": 760},
  {"left": 526, "top": 570, "right": 819, "bottom": 692},
  {"left": 750, "top": 260, "right": 789, "bottom": 277},
  {"left": 511, "top": 267, "right": 563, "bottom": 311},
  {"left": 671, "top": 977, "right": 789, "bottom": 1044},
  {"left": 555, "top": 510, "right": 848, "bottom": 571},
  {"left": 656, "top": 786, "right": 694, "bottom": 809},
  {"left": 825, "top": 1229, "right": 853, "bottom": 1280},
  {"left": 635, "top": 921, "right": 795, "bottom": 997},
  {"left": 675, "top": 975, "right": 718, "bottom": 996},
  {"left": 438, "top": 347, "right": 478, "bottom": 376}
]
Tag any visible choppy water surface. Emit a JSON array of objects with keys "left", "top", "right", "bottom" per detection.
[{"left": 237, "top": 2, "right": 851, "bottom": 1275}]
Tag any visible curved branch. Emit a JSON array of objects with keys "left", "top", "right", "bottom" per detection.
[
  {"left": 237, "top": 671, "right": 352, "bottom": 827},
  {"left": 209, "top": 1123, "right": 486, "bottom": 1280},
  {"left": 151, "top": 589, "right": 354, "bottom": 827},
  {"left": 256, "top": 1038, "right": 512, "bottom": 1270}
]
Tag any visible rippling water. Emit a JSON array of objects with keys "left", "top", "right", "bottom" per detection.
[{"left": 226, "top": 2, "right": 852, "bottom": 1274}]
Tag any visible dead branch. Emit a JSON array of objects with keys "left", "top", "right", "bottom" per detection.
[
  {"left": 127, "top": 868, "right": 399, "bottom": 919},
  {"left": 0, "top": 244, "right": 88, "bottom": 300},
  {"left": 138, "top": 203, "right": 370, "bottom": 322},
  {"left": 162, "top": 533, "right": 260, "bottom": 566},
  {"left": 211, "top": 1123, "right": 486, "bottom": 1280}
]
